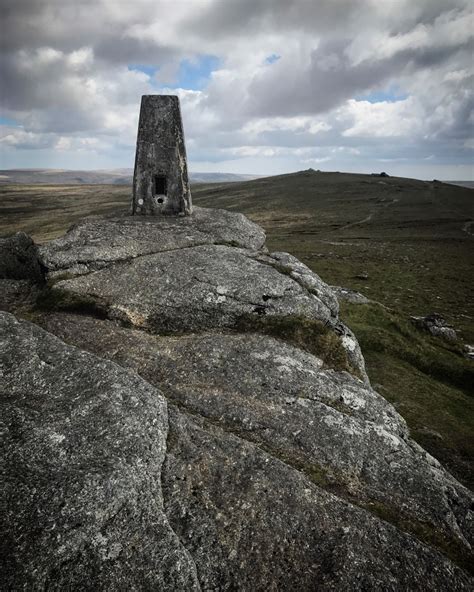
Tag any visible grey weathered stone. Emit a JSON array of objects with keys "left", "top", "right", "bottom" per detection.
[
  {"left": 0, "top": 312, "right": 200, "bottom": 590},
  {"left": 38, "top": 211, "right": 366, "bottom": 378},
  {"left": 0, "top": 232, "right": 43, "bottom": 282},
  {"left": 132, "top": 95, "right": 192, "bottom": 216},
  {"left": 247, "top": 254, "right": 368, "bottom": 376},
  {"left": 333, "top": 320, "right": 368, "bottom": 380},
  {"left": 0, "top": 279, "right": 40, "bottom": 313},
  {"left": 34, "top": 312, "right": 474, "bottom": 559},
  {"left": 53, "top": 244, "right": 337, "bottom": 333},
  {"left": 331, "top": 285, "right": 371, "bottom": 304},
  {"left": 0, "top": 233, "right": 44, "bottom": 313},
  {"left": 2, "top": 311, "right": 472, "bottom": 590},
  {"left": 255, "top": 251, "right": 339, "bottom": 316},
  {"left": 411, "top": 313, "right": 458, "bottom": 342},
  {"left": 38, "top": 206, "right": 266, "bottom": 279},
  {"left": 163, "top": 407, "right": 471, "bottom": 591},
  {"left": 48, "top": 235, "right": 367, "bottom": 378}
]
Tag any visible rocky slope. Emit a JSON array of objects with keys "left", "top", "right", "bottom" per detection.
[{"left": 1, "top": 207, "right": 472, "bottom": 590}]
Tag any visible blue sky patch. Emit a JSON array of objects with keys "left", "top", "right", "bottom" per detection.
[
  {"left": 169, "top": 54, "right": 220, "bottom": 90},
  {"left": 0, "top": 116, "right": 19, "bottom": 126},
  {"left": 357, "top": 85, "right": 408, "bottom": 103},
  {"left": 265, "top": 54, "right": 281, "bottom": 64},
  {"left": 128, "top": 64, "right": 158, "bottom": 77}
]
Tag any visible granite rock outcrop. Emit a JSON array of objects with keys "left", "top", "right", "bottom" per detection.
[{"left": 1, "top": 206, "right": 472, "bottom": 590}]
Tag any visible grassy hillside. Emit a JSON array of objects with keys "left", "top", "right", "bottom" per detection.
[{"left": 1, "top": 170, "right": 473, "bottom": 487}]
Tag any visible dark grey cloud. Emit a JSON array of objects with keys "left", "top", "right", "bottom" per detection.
[
  {"left": 246, "top": 39, "right": 395, "bottom": 117},
  {"left": 1, "top": 0, "right": 99, "bottom": 52},
  {"left": 182, "top": 0, "right": 369, "bottom": 39},
  {"left": 242, "top": 39, "right": 472, "bottom": 119},
  {"left": 94, "top": 37, "right": 177, "bottom": 66}
]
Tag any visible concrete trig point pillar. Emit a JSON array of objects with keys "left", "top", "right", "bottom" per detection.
[{"left": 132, "top": 95, "right": 192, "bottom": 216}]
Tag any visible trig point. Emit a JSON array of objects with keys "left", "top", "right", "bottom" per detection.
[{"left": 132, "top": 95, "right": 192, "bottom": 216}]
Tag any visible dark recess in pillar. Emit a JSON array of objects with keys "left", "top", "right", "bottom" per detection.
[
  {"left": 132, "top": 95, "right": 192, "bottom": 216},
  {"left": 154, "top": 175, "right": 167, "bottom": 198}
]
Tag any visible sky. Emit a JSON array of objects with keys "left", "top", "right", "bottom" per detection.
[{"left": 0, "top": 0, "right": 473, "bottom": 180}]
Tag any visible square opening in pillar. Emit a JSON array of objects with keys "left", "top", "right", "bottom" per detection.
[{"left": 154, "top": 175, "right": 167, "bottom": 196}]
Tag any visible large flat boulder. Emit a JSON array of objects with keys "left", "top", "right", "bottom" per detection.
[
  {"left": 50, "top": 243, "right": 367, "bottom": 376},
  {"left": 38, "top": 208, "right": 365, "bottom": 378},
  {"left": 53, "top": 243, "right": 337, "bottom": 330},
  {"left": 39, "top": 206, "right": 266, "bottom": 279}
]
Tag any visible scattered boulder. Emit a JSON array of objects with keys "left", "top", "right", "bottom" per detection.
[
  {"left": 411, "top": 313, "right": 457, "bottom": 342},
  {"left": 464, "top": 345, "right": 474, "bottom": 360},
  {"left": 354, "top": 271, "right": 369, "bottom": 281},
  {"left": 0, "top": 232, "right": 44, "bottom": 283},
  {"left": 331, "top": 285, "right": 370, "bottom": 304}
]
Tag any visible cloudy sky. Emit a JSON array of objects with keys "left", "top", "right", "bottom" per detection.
[{"left": 1, "top": 0, "right": 473, "bottom": 179}]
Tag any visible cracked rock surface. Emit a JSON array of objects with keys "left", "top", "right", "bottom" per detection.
[
  {"left": 1, "top": 206, "right": 473, "bottom": 590},
  {"left": 39, "top": 206, "right": 266, "bottom": 279},
  {"left": 55, "top": 244, "right": 337, "bottom": 330},
  {"left": 2, "top": 312, "right": 472, "bottom": 591}
]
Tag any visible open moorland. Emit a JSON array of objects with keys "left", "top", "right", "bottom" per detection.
[{"left": 1, "top": 169, "right": 473, "bottom": 488}]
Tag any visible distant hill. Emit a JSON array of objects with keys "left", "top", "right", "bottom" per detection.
[
  {"left": 190, "top": 172, "right": 260, "bottom": 183},
  {"left": 0, "top": 169, "right": 259, "bottom": 185},
  {"left": 446, "top": 181, "right": 474, "bottom": 189},
  {"left": 192, "top": 169, "right": 474, "bottom": 241}
]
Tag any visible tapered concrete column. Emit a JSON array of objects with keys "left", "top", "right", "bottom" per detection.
[{"left": 132, "top": 95, "right": 192, "bottom": 216}]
